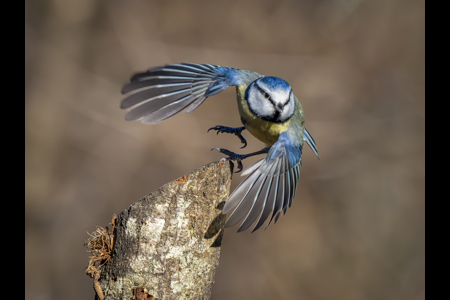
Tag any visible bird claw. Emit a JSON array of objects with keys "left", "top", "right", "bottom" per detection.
[
  {"left": 211, "top": 148, "right": 244, "bottom": 173},
  {"left": 207, "top": 125, "right": 247, "bottom": 149},
  {"left": 237, "top": 134, "right": 248, "bottom": 149}
]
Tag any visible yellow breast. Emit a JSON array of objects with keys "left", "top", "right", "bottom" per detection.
[{"left": 235, "top": 85, "right": 290, "bottom": 146}]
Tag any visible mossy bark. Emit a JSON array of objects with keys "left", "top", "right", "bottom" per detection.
[{"left": 96, "top": 160, "right": 232, "bottom": 300}]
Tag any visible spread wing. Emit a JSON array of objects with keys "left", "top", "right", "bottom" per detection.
[
  {"left": 121, "top": 63, "right": 261, "bottom": 124},
  {"left": 223, "top": 132, "right": 303, "bottom": 232}
]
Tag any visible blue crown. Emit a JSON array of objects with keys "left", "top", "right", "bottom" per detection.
[{"left": 258, "top": 76, "right": 291, "bottom": 91}]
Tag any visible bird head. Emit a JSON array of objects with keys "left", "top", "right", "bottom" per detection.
[{"left": 246, "top": 76, "right": 295, "bottom": 123}]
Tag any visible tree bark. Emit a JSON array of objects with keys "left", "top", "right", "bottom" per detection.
[{"left": 96, "top": 160, "right": 232, "bottom": 300}]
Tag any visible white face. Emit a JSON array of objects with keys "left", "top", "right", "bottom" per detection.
[{"left": 247, "top": 77, "right": 295, "bottom": 123}]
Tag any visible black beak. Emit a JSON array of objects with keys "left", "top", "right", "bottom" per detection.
[{"left": 276, "top": 103, "right": 283, "bottom": 112}]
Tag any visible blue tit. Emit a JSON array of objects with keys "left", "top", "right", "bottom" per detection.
[{"left": 121, "top": 63, "right": 318, "bottom": 232}]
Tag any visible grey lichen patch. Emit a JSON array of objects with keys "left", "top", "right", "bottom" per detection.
[
  {"left": 95, "top": 161, "right": 232, "bottom": 300},
  {"left": 140, "top": 218, "right": 165, "bottom": 244},
  {"left": 125, "top": 217, "right": 138, "bottom": 238}
]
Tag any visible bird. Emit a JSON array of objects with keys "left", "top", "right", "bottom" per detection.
[{"left": 120, "top": 63, "right": 318, "bottom": 232}]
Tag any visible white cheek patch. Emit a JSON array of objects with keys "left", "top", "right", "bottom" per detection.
[
  {"left": 279, "top": 98, "right": 295, "bottom": 121},
  {"left": 248, "top": 91, "right": 275, "bottom": 118},
  {"left": 247, "top": 81, "right": 295, "bottom": 122},
  {"left": 270, "top": 90, "right": 294, "bottom": 122}
]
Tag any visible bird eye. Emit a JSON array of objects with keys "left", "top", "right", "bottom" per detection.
[{"left": 263, "top": 92, "right": 270, "bottom": 99}]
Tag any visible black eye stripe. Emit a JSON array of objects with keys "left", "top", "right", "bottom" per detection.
[
  {"left": 254, "top": 83, "right": 277, "bottom": 106},
  {"left": 254, "top": 82, "right": 293, "bottom": 111},
  {"left": 281, "top": 89, "right": 293, "bottom": 106}
]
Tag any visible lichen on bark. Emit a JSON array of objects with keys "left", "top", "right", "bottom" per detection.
[{"left": 91, "top": 160, "right": 232, "bottom": 300}]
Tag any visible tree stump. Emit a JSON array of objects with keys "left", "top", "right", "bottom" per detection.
[{"left": 86, "top": 160, "right": 233, "bottom": 300}]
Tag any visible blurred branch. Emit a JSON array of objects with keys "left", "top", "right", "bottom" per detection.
[{"left": 85, "top": 160, "right": 232, "bottom": 300}]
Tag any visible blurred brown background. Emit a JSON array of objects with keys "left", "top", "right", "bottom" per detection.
[{"left": 25, "top": 0, "right": 425, "bottom": 299}]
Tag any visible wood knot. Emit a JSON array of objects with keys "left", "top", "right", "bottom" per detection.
[
  {"left": 131, "top": 287, "right": 153, "bottom": 300},
  {"left": 173, "top": 175, "right": 188, "bottom": 184}
]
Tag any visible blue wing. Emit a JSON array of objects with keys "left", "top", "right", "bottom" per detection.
[
  {"left": 223, "top": 132, "right": 303, "bottom": 232},
  {"left": 304, "top": 128, "right": 319, "bottom": 159},
  {"left": 121, "top": 63, "right": 260, "bottom": 124}
]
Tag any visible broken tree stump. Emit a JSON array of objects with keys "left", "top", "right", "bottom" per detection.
[{"left": 86, "top": 160, "right": 233, "bottom": 300}]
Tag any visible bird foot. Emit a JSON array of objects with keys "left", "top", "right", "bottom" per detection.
[
  {"left": 208, "top": 125, "right": 247, "bottom": 148},
  {"left": 212, "top": 148, "right": 245, "bottom": 173}
]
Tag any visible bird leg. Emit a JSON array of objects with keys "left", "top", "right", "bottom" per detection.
[
  {"left": 212, "top": 147, "right": 269, "bottom": 173},
  {"left": 208, "top": 125, "right": 247, "bottom": 148}
]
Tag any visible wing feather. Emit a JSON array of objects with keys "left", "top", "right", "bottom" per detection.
[
  {"left": 237, "top": 162, "right": 278, "bottom": 232},
  {"left": 225, "top": 168, "right": 266, "bottom": 228},
  {"left": 251, "top": 159, "right": 280, "bottom": 232},
  {"left": 222, "top": 164, "right": 265, "bottom": 215},
  {"left": 223, "top": 132, "right": 303, "bottom": 232},
  {"left": 304, "top": 128, "right": 319, "bottom": 159},
  {"left": 124, "top": 90, "right": 192, "bottom": 121},
  {"left": 121, "top": 63, "right": 260, "bottom": 124}
]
